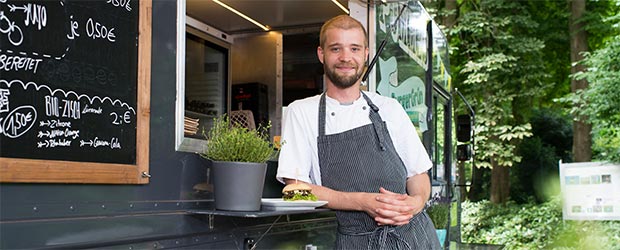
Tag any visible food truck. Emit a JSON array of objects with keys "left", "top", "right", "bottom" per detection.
[{"left": 0, "top": 0, "right": 458, "bottom": 248}]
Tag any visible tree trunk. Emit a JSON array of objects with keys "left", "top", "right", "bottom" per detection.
[
  {"left": 569, "top": 0, "right": 592, "bottom": 162},
  {"left": 490, "top": 160, "right": 510, "bottom": 204},
  {"left": 443, "top": 0, "right": 457, "bottom": 29},
  {"left": 467, "top": 165, "right": 484, "bottom": 201},
  {"left": 457, "top": 160, "right": 467, "bottom": 200}
]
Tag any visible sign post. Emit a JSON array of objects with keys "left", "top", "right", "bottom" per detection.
[{"left": 559, "top": 161, "right": 620, "bottom": 220}]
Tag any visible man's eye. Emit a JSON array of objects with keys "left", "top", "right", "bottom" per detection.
[{"left": 331, "top": 48, "right": 340, "bottom": 52}]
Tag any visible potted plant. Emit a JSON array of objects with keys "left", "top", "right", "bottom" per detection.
[
  {"left": 426, "top": 197, "right": 450, "bottom": 248},
  {"left": 201, "top": 114, "right": 276, "bottom": 211}
]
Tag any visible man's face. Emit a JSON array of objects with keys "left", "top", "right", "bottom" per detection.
[{"left": 318, "top": 28, "right": 368, "bottom": 89}]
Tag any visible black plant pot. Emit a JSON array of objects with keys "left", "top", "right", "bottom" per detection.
[{"left": 211, "top": 160, "right": 267, "bottom": 211}]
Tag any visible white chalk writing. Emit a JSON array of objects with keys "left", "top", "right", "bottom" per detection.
[
  {"left": 106, "top": 0, "right": 132, "bottom": 12},
  {"left": 0, "top": 0, "right": 135, "bottom": 156},
  {"left": 8, "top": 3, "right": 47, "bottom": 30},
  {"left": 67, "top": 15, "right": 79, "bottom": 40},
  {"left": 85, "top": 18, "right": 116, "bottom": 43},
  {"left": 38, "top": 129, "right": 79, "bottom": 139},
  {"left": 0, "top": 10, "right": 24, "bottom": 46},
  {"left": 0, "top": 53, "right": 43, "bottom": 73},
  {"left": 37, "top": 139, "right": 71, "bottom": 148},
  {"left": 1, "top": 105, "right": 37, "bottom": 138},
  {"left": 39, "top": 119, "right": 72, "bottom": 129},
  {"left": 80, "top": 137, "right": 122, "bottom": 149},
  {"left": 82, "top": 104, "right": 102, "bottom": 114},
  {"left": 0, "top": 88, "right": 9, "bottom": 112},
  {"left": 4, "top": 79, "right": 136, "bottom": 117},
  {"left": 110, "top": 111, "right": 131, "bottom": 125},
  {"left": 44, "top": 96, "right": 81, "bottom": 120}
]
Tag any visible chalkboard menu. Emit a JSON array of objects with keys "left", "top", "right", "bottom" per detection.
[{"left": 0, "top": 0, "right": 151, "bottom": 184}]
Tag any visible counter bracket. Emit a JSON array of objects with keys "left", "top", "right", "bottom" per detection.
[{"left": 209, "top": 214, "right": 214, "bottom": 230}]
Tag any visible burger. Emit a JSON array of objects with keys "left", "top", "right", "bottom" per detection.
[{"left": 282, "top": 183, "right": 318, "bottom": 201}]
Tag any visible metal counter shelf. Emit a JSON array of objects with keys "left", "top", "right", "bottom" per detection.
[{"left": 186, "top": 208, "right": 331, "bottom": 218}]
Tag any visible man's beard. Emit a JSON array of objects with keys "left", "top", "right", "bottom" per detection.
[{"left": 324, "top": 63, "right": 364, "bottom": 89}]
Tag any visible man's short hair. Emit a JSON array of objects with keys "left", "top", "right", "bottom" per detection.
[{"left": 319, "top": 15, "right": 368, "bottom": 48}]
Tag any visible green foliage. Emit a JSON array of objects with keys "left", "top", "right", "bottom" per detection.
[
  {"left": 528, "top": 109, "right": 573, "bottom": 162},
  {"left": 549, "top": 219, "right": 620, "bottom": 250},
  {"left": 559, "top": 32, "right": 620, "bottom": 162},
  {"left": 201, "top": 114, "right": 275, "bottom": 163},
  {"left": 427, "top": 202, "right": 450, "bottom": 229},
  {"left": 524, "top": 0, "right": 571, "bottom": 104},
  {"left": 583, "top": 0, "right": 620, "bottom": 50},
  {"left": 461, "top": 198, "right": 620, "bottom": 249},
  {"left": 473, "top": 120, "right": 532, "bottom": 169},
  {"left": 511, "top": 109, "right": 572, "bottom": 203},
  {"left": 511, "top": 137, "right": 559, "bottom": 203},
  {"left": 461, "top": 199, "right": 562, "bottom": 249},
  {"left": 450, "top": 0, "right": 547, "bottom": 171}
]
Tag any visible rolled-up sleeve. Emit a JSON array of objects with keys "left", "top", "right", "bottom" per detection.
[{"left": 276, "top": 102, "right": 315, "bottom": 184}]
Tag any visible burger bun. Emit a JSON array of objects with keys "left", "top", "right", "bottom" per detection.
[{"left": 282, "top": 182, "right": 312, "bottom": 193}]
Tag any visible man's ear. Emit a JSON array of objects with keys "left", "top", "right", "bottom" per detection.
[{"left": 317, "top": 46, "right": 324, "bottom": 64}]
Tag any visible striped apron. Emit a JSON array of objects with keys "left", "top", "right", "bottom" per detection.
[{"left": 318, "top": 92, "right": 441, "bottom": 250}]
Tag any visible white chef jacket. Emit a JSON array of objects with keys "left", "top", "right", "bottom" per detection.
[{"left": 276, "top": 91, "right": 432, "bottom": 186}]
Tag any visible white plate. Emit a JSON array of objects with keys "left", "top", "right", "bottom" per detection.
[{"left": 261, "top": 198, "right": 328, "bottom": 211}]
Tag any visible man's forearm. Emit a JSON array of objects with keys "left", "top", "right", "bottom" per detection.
[
  {"left": 406, "top": 172, "right": 431, "bottom": 205},
  {"left": 283, "top": 178, "right": 371, "bottom": 211}
]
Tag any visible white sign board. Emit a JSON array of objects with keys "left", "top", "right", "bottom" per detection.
[{"left": 559, "top": 161, "right": 620, "bottom": 220}]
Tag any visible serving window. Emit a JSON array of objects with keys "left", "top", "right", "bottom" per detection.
[
  {"left": 183, "top": 28, "right": 229, "bottom": 142},
  {"left": 174, "top": 10, "right": 231, "bottom": 153}
]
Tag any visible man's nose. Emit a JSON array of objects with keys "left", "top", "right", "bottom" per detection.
[{"left": 339, "top": 49, "right": 353, "bottom": 62}]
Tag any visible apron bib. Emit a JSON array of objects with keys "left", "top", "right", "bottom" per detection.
[{"left": 317, "top": 92, "right": 441, "bottom": 250}]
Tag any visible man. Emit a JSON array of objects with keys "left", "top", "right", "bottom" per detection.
[{"left": 276, "top": 15, "right": 441, "bottom": 249}]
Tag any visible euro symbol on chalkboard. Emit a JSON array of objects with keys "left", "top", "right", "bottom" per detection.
[
  {"left": 2, "top": 105, "right": 37, "bottom": 138},
  {"left": 123, "top": 111, "right": 131, "bottom": 124}
]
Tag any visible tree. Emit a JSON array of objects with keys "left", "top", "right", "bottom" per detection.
[
  {"left": 569, "top": 0, "right": 592, "bottom": 162},
  {"left": 524, "top": 1, "right": 572, "bottom": 106},
  {"left": 561, "top": 0, "right": 620, "bottom": 163},
  {"left": 449, "top": 0, "right": 547, "bottom": 203}
]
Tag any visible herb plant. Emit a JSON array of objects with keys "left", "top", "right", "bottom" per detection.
[
  {"left": 427, "top": 202, "right": 450, "bottom": 229},
  {"left": 201, "top": 114, "right": 275, "bottom": 163}
]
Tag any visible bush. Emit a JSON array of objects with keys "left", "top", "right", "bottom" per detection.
[
  {"left": 201, "top": 114, "right": 275, "bottom": 163},
  {"left": 511, "top": 109, "right": 572, "bottom": 204},
  {"left": 512, "top": 137, "right": 560, "bottom": 203},
  {"left": 427, "top": 202, "right": 450, "bottom": 229},
  {"left": 461, "top": 197, "right": 620, "bottom": 249}
]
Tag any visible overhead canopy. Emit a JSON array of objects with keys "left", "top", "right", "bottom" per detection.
[{"left": 186, "top": 0, "right": 350, "bottom": 34}]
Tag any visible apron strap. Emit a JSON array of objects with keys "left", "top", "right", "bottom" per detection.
[
  {"left": 318, "top": 93, "right": 327, "bottom": 137},
  {"left": 361, "top": 92, "right": 388, "bottom": 151},
  {"left": 319, "top": 92, "right": 388, "bottom": 151}
]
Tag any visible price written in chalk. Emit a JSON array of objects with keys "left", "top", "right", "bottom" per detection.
[{"left": 110, "top": 111, "right": 132, "bottom": 125}]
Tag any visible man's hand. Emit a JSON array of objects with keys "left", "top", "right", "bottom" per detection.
[
  {"left": 372, "top": 173, "right": 431, "bottom": 226},
  {"left": 283, "top": 172, "right": 431, "bottom": 227},
  {"left": 372, "top": 187, "right": 425, "bottom": 226}
]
